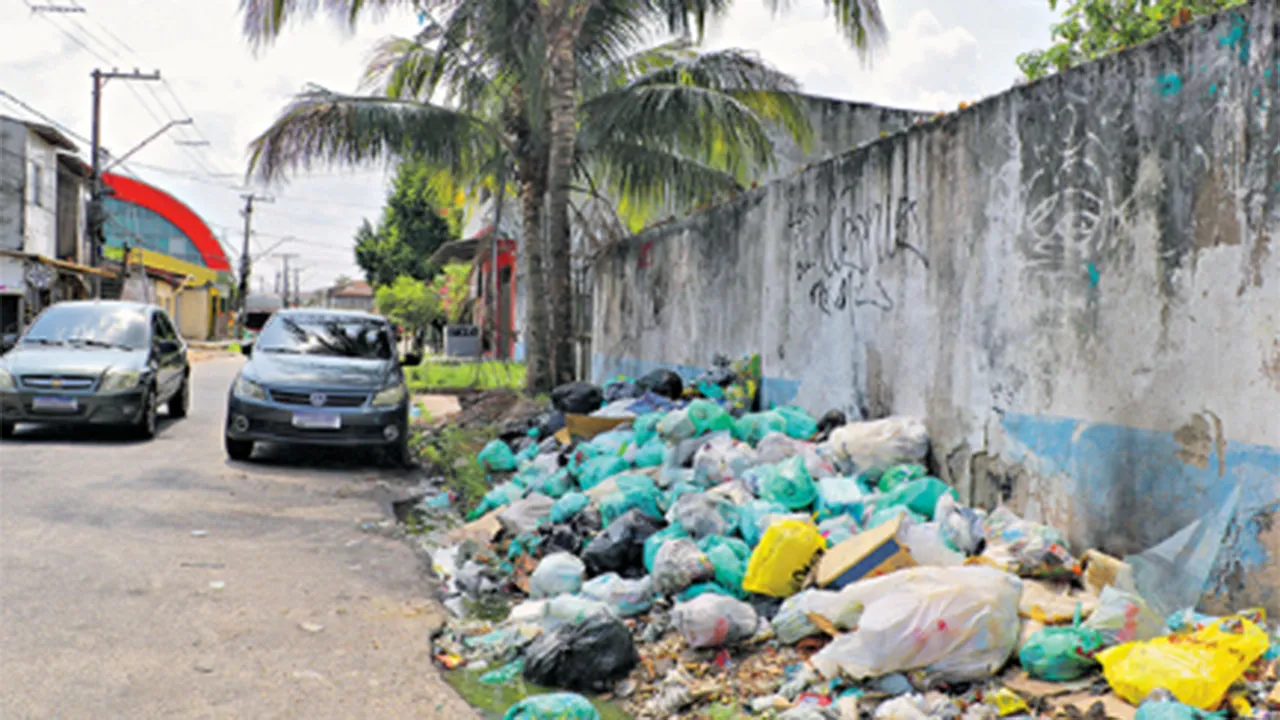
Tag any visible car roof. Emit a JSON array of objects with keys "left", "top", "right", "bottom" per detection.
[
  {"left": 273, "top": 308, "right": 387, "bottom": 323},
  {"left": 47, "top": 300, "right": 155, "bottom": 314}
]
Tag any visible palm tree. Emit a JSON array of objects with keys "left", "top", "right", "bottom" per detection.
[
  {"left": 243, "top": 0, "right": 820, "bottom": 392},
  {"left": 238, "top": 0, "right": 886, "bottom": 390}
]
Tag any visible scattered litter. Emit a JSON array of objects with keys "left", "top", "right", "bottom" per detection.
[
  {"left": 298, "top": 621, "right": 324, "bottom": 633},
  {"left": 208, "top": 580, "right": 226, "bottom": 590},
  {"left": 406, "top": 368, "right": 1276, "bottom": 720}
]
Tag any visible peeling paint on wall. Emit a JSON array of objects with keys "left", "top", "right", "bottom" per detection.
[{"left": 592, "top": 1, "right": 1280, "bottom": 611}]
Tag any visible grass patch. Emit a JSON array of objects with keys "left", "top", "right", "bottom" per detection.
[
  {"left": 406, "top": 361, "right": 526, "bottom": 392},
  {"left": 411, "top": 424, "right": 497, "bottom": 513},
  {"left": 444, "top": 669, "right": 632, "bottom": 720}
]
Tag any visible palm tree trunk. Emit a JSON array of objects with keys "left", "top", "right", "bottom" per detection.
[
  {"left": 544, "top": 10, "right": 585, "bottom": 386},
  {"left": 519, "top": 160, "right": 552, "bottom": 394}
]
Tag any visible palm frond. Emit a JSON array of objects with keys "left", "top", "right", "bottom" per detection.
[
  {"left": 239, "top": 0, "right": 411, "bottom": 49},
  {"left": 761, "top": 0, "right": 886, "bottom": 56},
  {"left": 578, "top": 140, "right": 742, "bottom": 223},
  {"left": 245, "top": 85, "right": 502, "bottom": 184}
]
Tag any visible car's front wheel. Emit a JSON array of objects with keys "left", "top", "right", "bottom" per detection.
[
  {"left": 382, "top": 435, "right": 413, "bottom": 469},
  {"left": 225, "top": 435, "right": 254, "bottom": 461},
  {"left": 133, "top": 386, "right": 158, "bottom": 440},
  {"left": 168, "top": 375, "right": 190, "bottom": 418},
  {"left": 0, "top": 421, "right": 13, "bottom": 440}
]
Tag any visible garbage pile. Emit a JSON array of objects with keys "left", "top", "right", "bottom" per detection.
[{"left": 421, "top": 362, "right": 1280, "bottom": 720}]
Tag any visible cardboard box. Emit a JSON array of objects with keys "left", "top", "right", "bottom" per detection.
[
  {"left": 553, "top": 414, "right": 632, "bottom": 444},
  {"left": 815, "top": 514, "right": 916, "bottom": 589}
]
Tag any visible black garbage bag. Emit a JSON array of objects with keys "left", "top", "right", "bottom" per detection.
[
  {"left": 637, "top": 369, "right": 684, "bottom": 400},
  {"left": 532, "top": 410, "right": 567, "bottom": 440},
  {"left": 551, "top": 382, "right": 604, "bottom": 415},
  {"left": 522, "top": 613, "right": 640, "bottom": 692},
  {"left": 693, "top": 353, "right": 737, "bottom": 390},
  {"left": 603, "top": 380, "right": 644, "bottom": 403},
  {"left": 540, "top": 524, "right": 585, "bottom": 555},
  {"left": 814, "top": 409, "right": 848, "bottom": 442},
  {"left": 581, "top": 509, "right": 666, "bottom": 577}
]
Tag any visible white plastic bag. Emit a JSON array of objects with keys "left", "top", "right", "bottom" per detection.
[
  {"left": 580, "top": 573, "right": 654, "bottom": 617},
  {"left": 897, "top": 519, "right": 966, "bottom": 567},
  {"left": 671, "top": 594, "right": 759, "bottom": 648},
  {"left": 822, "top": 417, "right": 929, "bottom": 470},
  {"left": 666, "top": 492, "right": 737, "bottom": 539},
  {"left": 542, "top": 594, "right": 614, "bottom": 628},
  {"left": 772, "top": 588, "right": 866, "bottom": 644},
  {"left": 756, "top": 432, "right": 801, "bottom": 465},
  {"left": 652, "top": 539, "right": 714, "bottom": 595},
  {"left": 693, "top": 432, "right": 758, "bottom": 485},
  {"left": 1081, "top": 585, "right": 1165, "bottom": 644},
  {"left": 498, "top": 493, "right": 556, "bottom": 536},
  {"left": 810, "top": 566, "right": 1022, "bottom": 682},
  {"left": 529, "top": 552, "right": 586, "bottom": 599}
]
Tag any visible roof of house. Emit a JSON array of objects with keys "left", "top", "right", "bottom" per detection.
[
  {"left": 331, "top": 280, "right": 373, "bottom": 297},
  {"left": 15, "top": 118, "right": 78, "bottom": 152}
]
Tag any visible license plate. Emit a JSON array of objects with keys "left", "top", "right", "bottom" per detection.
[
  {"left": 32, "top": 396, "right": 78, "bottom": 412},
  {"left": 292, "top": 412, "right": 341, "bottom": 430}
]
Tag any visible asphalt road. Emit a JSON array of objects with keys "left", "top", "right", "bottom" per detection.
[{"left": 0, "top": 356, "right": 477, "bottom": 719}]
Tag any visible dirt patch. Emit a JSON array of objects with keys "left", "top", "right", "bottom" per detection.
[{"left": 450, "top": 390, "right": 544, "bottom": 432}]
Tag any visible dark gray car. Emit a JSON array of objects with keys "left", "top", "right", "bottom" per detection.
[
  {"left": 224, "top": 309, "right": 412, "bottom": 466},
  {"left": 0, "top": 300, "right": 190, "bottom": 439}
]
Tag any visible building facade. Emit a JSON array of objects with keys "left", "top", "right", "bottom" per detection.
[
  {"left": 0, "top": 115, "right": 98, "bottom": 341},
  {"left": 100, "top": 172, "right": 233, "bottom": 340}
]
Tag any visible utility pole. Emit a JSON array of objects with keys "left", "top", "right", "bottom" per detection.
[
  {"left": 277, "top": 253, "right": 299, "bottom": 308},
  {"left": 88, "top": 67, "right": 161, "bottom": 298},
  {"left": 234, "top": 193, "right": 273, "bottom": 338},
  {"left": 292, "top": 267, "right": 304, "bottom": 307}
]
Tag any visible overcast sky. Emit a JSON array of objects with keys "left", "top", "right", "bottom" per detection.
[{"left": 0, "top": 0, "right": 1058, "bottom": 291}]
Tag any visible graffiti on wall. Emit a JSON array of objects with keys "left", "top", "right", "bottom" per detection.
[{"left": 788, "top": 185, "right": 929, "bottom": 316}]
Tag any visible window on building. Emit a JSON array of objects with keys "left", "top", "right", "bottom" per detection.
[
  {"left": 102, "top": 198, "right": 207, "bottom": 267},
  {"left": 28, "top": 162, "right": 42, "bottom": 207}
]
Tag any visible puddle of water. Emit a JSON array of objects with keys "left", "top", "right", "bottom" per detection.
[{"left": 444, "top": 669, "right": 632, "bottom": 720}]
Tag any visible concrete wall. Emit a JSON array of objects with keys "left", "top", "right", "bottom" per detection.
[
  {"left": 0, "top": 118, "right": 26, "bottom": 252},
  {"left": 593, "top": 3, "right": 1280, "bottom": 613},
  {"left": 22, "top": 130, "right": 57, "bottom": 259}
]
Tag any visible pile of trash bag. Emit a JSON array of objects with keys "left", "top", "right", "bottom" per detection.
[{"left": 422, "top": 359, "right": 1280, "bottom": 720}]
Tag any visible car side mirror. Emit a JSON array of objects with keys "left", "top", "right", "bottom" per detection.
[
  {"left": 241, "top": 342, "right": 253, "bottom": 357},
  {"left": 400, "top": 352, "right": 422, "bottom": 367},
  {"left": 158, "top": 339, "right": 181, "bottom": 354}
]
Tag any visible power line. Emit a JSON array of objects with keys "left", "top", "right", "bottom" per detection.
[{"left": 0, "top": 90, "right": 92, "bottom": 145}]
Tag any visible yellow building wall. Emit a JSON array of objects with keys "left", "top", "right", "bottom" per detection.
[{"left": 177, "top": 286, "right": 213, "bottom": 340}]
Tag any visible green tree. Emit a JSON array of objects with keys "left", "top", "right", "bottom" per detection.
[
  {"left": 1018, "top": 0, "right": 1247, "bottom": 80},
  {"left": 375, "top": 274, "right": 441, "bottom": 351},
  {"left": 429, "top": 263, "right": 473, "bottom": 324},
  {"left": 353, "top": 158, "right": 460, "bottom": 286}
]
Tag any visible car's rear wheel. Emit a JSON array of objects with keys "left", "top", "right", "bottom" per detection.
[
  {"left": 0, "top": 421, "right": 14, "bottom": 439},
  {"left": 225, "top": 435, "right": 254, "bottom": 461},
  {"left": 133, "top": 386, "right": 158, "bottom": 440},
  {"left": 168, "top": 375, "right": 190, "bottom": 418}
]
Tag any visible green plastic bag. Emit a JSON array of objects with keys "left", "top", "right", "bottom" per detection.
[
  {"left": 478, "top": 439, "right": 517, "bottom": 472},
  {"left": 678, "top": 582, "right": 734, "bottom": 601},
  {"left": 877, "top": 463, "right": 927, "bottom": 493},
  {"left": 1019, "top": 610, "right": 1106, "bottom": 681},
  {"left": 732, "top": 411, "right": 789, "bottom": 446},
  {"left": 502, "top": 692, "right": 601, "bottom": 720},
  {"left": 757, "top": 456, "right": 817, "bottom": 510},
  {"left": 480, "top": 659, "right": 525, "bottom": 684},
  {"left": 814, "top": 476, "right": 866, "bottom": 521},
  {"left": 632, "top": 438, "right": 665, "bottom": 467},
  {"left": 515, "top": 441, "right": 540, "bottom": 466},
  {"left": 633, "top": 412, "right": 665, "bottom": 447},
  {"left": 550, "top": 491, "right": 590, "bottom": 523},
  {"left": 698, "top": 535, "right": 750, "bottom": 597},
  {"left": 686, "top": 399, "right": 734, "bottom": 436},
  {"left": 537, "top": 468, "right": 573, "bottom": 499},
  {"left": 774, "top": 405, "right": 819, "bottom": 440},
  {"left": 660, "top": 481, "right": 702, "bottom": 514},
  {"left": 867, "top": 505, "right": 925, "bottom": 529},
  {"left": 600, "top": 487, "right": 663, "bottom": 525},
  {"left": 876, "top": 476, "right": 958, "bottom": 520},
  {"left": 575, "top": 456, "right": 629, "bottom": 490},
  {"left": 467, "top": 481, "right": 526, "bottom": 519},
  {"left": 643, "top": 524, "right": 688, "bottom": 573},
  {"left": 739, "top": 499, "right": 787, "bottom": 546}
]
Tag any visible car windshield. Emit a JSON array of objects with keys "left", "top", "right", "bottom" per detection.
[
  {"left": 22, "top": 304, "right": 148, "bottom": 349},
  {"left": 256, "top": 314, "right": 392, "bottom": 359}
]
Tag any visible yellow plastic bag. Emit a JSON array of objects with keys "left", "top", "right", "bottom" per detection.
[
  {"left": 742, "top": 518, "right": 825, "bottom": 597},
  {"left": 1096, "top": 615, "right": 1270, "bottom": 710}
]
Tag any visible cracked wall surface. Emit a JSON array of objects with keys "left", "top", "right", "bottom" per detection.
[{"left": 592, "top": 2, "right": 1280, "bottom": 612}]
